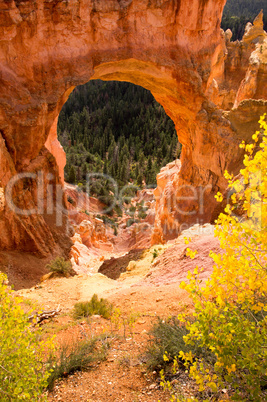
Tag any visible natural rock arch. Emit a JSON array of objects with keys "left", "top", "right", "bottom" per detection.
[{"left": 0, "top": 0, "right": 266, "bottom": 256}]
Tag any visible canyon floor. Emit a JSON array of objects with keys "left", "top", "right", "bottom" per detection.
[{"left": 15, "top": 223, "right": 219, "bottom": 402}]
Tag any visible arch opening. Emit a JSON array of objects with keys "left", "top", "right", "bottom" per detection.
[
  {"left": 58, "top": 79, "right": 180, "bottom": 189},
  {"left": 57, "top": 79, "right": 182, "bottom": 250}
]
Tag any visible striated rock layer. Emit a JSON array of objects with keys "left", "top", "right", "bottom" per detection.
[
  {"left": 0, "top": 1, "right": 266, "bottom": 254},
  {"left": 152, "top": 13, "right": 267, "bottom": 242}
]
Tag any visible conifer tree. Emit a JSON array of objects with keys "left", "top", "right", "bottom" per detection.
[{"left": 68, "top": 165, "right": 76, "bottom": 184}]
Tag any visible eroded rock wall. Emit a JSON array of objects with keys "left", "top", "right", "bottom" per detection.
[
  {"left": 0, "top": 0, "right": 266, "bottom": 254},
  {"left": 152, "top": 14, "right": 267, "bottom": 242}
]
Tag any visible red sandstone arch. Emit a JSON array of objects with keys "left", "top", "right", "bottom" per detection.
[{"left": 0, "top": 0, "right": 266, "bottom": 256}]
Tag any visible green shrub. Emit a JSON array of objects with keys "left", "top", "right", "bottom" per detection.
[
  {"left": 129, "top": 205, "right": 136, "bottom": 215},
  {"left": 0, "top": 273, "right": 54, "bottom": 401},
  {"left": 145, "top": 317, "right": 214, "bottom": 371},
  {"left": 73, "top": 294, "right": 113, "bottom": 320},
  {"left": 46, "top": 257, "right": 75, "bottom": 277},
  {"left": 152, "top": 248, "right": 159, "bottom": 260},
  {"left": 114, "top": 204, "right": 123, "bottom": 217},
  {"left": 46, "top": 336, "right": 108, "bottom": 390},
  {"left": 138, "top": 209, "right": 147, "bottom": 219},
  {"left": 126, "top": 218, "right": 138, "bottom": 227}
]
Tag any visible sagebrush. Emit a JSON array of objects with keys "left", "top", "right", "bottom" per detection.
[
  {"left": 145, "top": 317, "right": 214, "bottom": 371},
  {"left": 46, "top": 335, "right": 108, "bottom": 390},
  {"left": 46, "top": 257, "right": 75, "bottom": 277},
  {"left": 73, "top": 294, "right": 113, "bottom": 319}
]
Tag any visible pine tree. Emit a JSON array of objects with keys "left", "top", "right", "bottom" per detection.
[
  {"left": 81, "top": 162, "right": 88, "bottom": 181},
  {"left": 68, "top": 165, "right": 76, "bottom": 184},
  {"left": 137, "top": 173, "right": 143, "bottom": 188},
  {"left": 103, "top": 158, "right": 108, "bottom": 175}
]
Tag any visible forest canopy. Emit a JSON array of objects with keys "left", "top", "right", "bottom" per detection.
[
  {"left": 222, "top": 0, "right": 267, "bottom": 40},
  {"left": 58, "top": 80, "right": 180, "bottom": 198}
]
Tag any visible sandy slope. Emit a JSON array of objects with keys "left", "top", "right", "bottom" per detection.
[{"left": 16, "top": 224, "right": 219, "bottom": 401}]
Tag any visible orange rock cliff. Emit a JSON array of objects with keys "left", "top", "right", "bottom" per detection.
[{"left": 0, "top": 0, "right": 266, "bottom": 256}]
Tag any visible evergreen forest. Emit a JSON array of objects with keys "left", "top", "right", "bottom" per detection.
[
  {"left": 221, "top": 0, "right": 267, "bottom": 40},
  {"left": 58, "top": 80, "right": 180, "bottom": 206}
]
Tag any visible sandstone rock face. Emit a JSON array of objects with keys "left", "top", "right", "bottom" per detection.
[
  {"left": 152, "top": 160, "right": 181, "bottom": 244},
  {"left": 153, "top": 15, "right": 267, "bottom": 242},
  {"left": 78, "top": 218, "right": 113, "bottom": 251},
  {"left": 0, "top": 1, "right": 266, "bottom": 253},
  {"left": 65, "top": 186, "right": 114, "bottom": 253},
  {"left": 243, "top": 11, "right": 265, "bottom": 44},
  {"left": 0, "top": 146, "right": 72, "bottom": 257},
  {"left": 44, "top": 117, "right": 66, "bottom": 185}
]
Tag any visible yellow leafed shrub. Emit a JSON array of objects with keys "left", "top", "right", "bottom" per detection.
[
  {"left": 0, "top": 273, "right": 54, "bottom": 401},
  {"left": 178, "top": 115, "right": 267, "bottom": 401}
]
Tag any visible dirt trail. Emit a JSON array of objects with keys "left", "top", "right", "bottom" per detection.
[{"left": 16, "top": 224, "right": 218, "bottom": 401}]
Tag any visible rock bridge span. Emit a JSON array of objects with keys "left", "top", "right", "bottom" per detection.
[{"left": 0, "top": 0, "right": 266, "bottom": 256}]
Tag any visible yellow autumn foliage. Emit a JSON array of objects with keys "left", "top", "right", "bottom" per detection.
[
  {"left": 0, "top": 273, "right": 54, "bottom": 400},
  {"left": 178, "top": 115, "right": 267, "bottom": 401}
]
